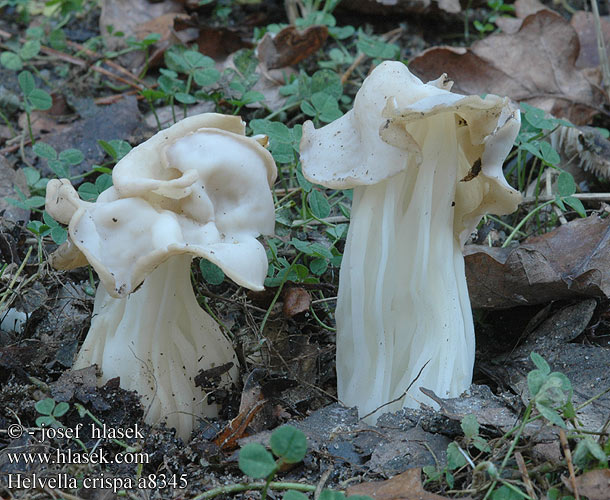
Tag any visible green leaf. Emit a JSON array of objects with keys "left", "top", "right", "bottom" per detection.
[
  {"left": 270, "top": 425, "right": 307, "bottom": 463},
  {"left": 109, "top": 140, "right": 131, "bottom": 161},
  {"left": 78, "top": 182, "right": 100, "bottom": 201},
  {"left": 308, "top": 190, "right": 331, "bottom": 219},
  {"left": 183, "top": 50, "right": 211, "bottom": 68},
  {"left": 200, "top": 259, "right": 225, "bottom": 285},
  {"left": 557, "top": 171, "right": 576, "bottom": 197},
  {"left": 290, "top": 239, "right": 333, "bottom": 259},
  {"left": 18, "top": 70, "right": 35, "bottom": 95},
  {"left": 35, "top": 398, "right": 56, "bottom": 416},
  {"left": 50, "top": 226, "right": 68, "bottom": 245},
  {"left": 33, "top": 142, "right": 57, "bottom": 160},
  {"left": 530, "top": 352, "right": 550, "bottom": 374},
  {"left": 19, "top": 40, "right": 41, "bottom": 60},
  {"left": 539, "top": 142, "right": 560, "bottom": 165},
  {"left": 28, "top": 89, "right": 52, "bottom": 110},
  {"left": 329, "top": 25, "right": 355, "bottom": 39},
  {"left": 309, "top": 258, "right": 328, "bottom": 276},
  {"left": 241, "top": 90, "right": 264, "bottom": 105},
  {"left": 175, "top": 92, "right": 197, "bottom": 104},
  {"left": 460, "top": 414, "right": 479, "bottom": 440},
  {"left": 491, "top": 485, "right": 524, "bottom": 500},
  {"left": 564, "top": 196, "right": 586, "bottom": 218},
  {"left": 1, "top": 51, "right": 23, "bottom": 70},
  {"left": 49, "top": 29, "right": 67, "bottom": 50},
  {"left": 535, "top": 402, "right": 565, "bottom": 428},
  {"left": 296, "top": 165, "right": 313, "bottom": 192},
  {"left": 194, "top": 68, "right": 220, "bottom": 87},
  {"left": 527, "top": 370, "right": 546, "bottom": 398},
  {"left": 283, "top": 491, "right": 309, "bottom": 500},
  {"left": 446, "top": 442, "right": 467, "bottom": 470},
  {"left": 48, "top": 159, "right": 69, "bottom": 178},
  {"left": 23, "top": 166, "right": 41, "bottom": 186},
  {"left": 95, "top": 173, "right": 113, "bottom": 193},
  {"left": 238, "top": 443, "right": 276, "bottom": 478},
  {"left": 36, "top": 416, "right": 57, "bottom": 427},
  {"left": 53, "top": 402, "right": 69, "bottom": 417},
  {"left": 356, "top": 31, "right": 399, "bottom": 59},
  {"left": 59, "top": 148, "right": 84, "bottom": 166},
  {"left": 165, "top": 51, "right": 189, "bottom": 73},
  {"left": 318, "top": 491, "right": 345, "bottom": 500},
  {"left": 23, "top": 196, "right": 46, "bottom": 208},
  {"left": 301, "top": 100, "right": 317, "bottom": 117},
  {"left": 311, "top": 70, "right": 342, "bottom": 98}
]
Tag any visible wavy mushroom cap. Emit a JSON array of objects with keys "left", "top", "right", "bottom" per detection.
[
  {"left": 46, "top": 113, "right": 277, "bottom": 297},
  {"left": 300, "top": 61, "right": 521, "bottom": 242}
]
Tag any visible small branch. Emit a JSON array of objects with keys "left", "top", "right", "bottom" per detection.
[
  {"left": 515, "top": 452, "right": 537, "bottom": 500},
  {"left": 521, "top": 193, "right": 610, "bottom": 204},
  {"left": 560, "top": 429, "right": 580, "bottom": 500}
]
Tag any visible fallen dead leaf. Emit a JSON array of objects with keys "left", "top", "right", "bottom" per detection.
[
  {"left": 100, "top": 0, "right": 184, "bottom": 70},
  {"left": 571, "top": 11, "right": 610, "bottom": 69},
  {"left": 258, "top": 25, "right": 328, "bottom": 70},
  {"left": 341, "top": 0, "right": 461, "bottom": 15},
  {"left": 465, "top": 215, "right": 610, "bottom": 309},
  {"left": 563, "top": 469, "right": 610, "bottom": 500},
  {"left": 282, "top": 287, "right": 312, "bottom": 317},
  {"left": 410, "top": 10, "right": 605, "bottom": 125},
  {"left": 347, "top": 468, "right": 473, "bottom": 500},
  {"left": 494, "top": 0, "right": 546, "bottom": 34},
  {"left": 133, "top": 12, "right": 195, "bottom": 70},
  {"left": 195, "top": 25, "right": 253, "bottom": 60}
]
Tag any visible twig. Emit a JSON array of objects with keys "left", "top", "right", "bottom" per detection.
[
  {"left": 560, "top": 429, "right": 579, "bottom": 500},
  {"left": 292, "top": 215, "right": 349, "bottom": 226},
  {"left": 0, "top": 28, "right": 144, "bottom": 91},
  {"left": 341, "top": 27, "right": 403, "bottom": 85},
  {"left": 521, "top": 192, "right": 610, "bottom": 204},
  {"left": 314, "top": 467, "right": 333, "bottom": 499},
  {"left": 515, "top": 452, "right": 537, "bottom": 500}
]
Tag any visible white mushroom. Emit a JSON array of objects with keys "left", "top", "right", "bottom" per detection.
[
  {"left": 300, "top": 61, "right": 521, "bottom": 422},
  {"left": 46, "top": 113, "right": 277, "bottom": 439}
]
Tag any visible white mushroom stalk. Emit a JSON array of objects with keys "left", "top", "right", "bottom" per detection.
[
  {"left": 46, "top": 114, "right": 277, "bottom": 439},
  {"left": 300, "top": 61, "right": 521, "bottom": 422}
]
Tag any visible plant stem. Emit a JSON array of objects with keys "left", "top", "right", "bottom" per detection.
[
  {"left": 193, "top": 481, "right": 317, "bottom": 500},
  {"left": 502, "top": 199, "right": 556, "bottom": 247}
]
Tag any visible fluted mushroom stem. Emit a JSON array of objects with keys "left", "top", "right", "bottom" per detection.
[
  {"left": 336, "top": 115, "right": 475, "bottom": 423},
  {"left": 74, "top": 255, "right": 238, "bottom": 440}
]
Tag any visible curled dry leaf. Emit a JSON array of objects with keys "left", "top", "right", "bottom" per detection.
[
  {"left": 410, "top": 10, "right": 605, "bottom": 125},
  {"left": 347, "top": 468, "right": 473, "bottom": 500},
  {"left": 494, "top": 0, "right": 546, "bottom": 34},
  {"left": 464, "top": 215, "right": 610, "bottom": 309},
  {"left": 282, "top": 287, "right": 312, "bottom": 317},
  {"left": 257, "top": 25, "right": 328, "bottom": 70},
  {"left": 571, "top": 11, "right": 610, "bottom": 69},
  {"left": 563, "top": 469, "right": 610, "bottom": 500}
]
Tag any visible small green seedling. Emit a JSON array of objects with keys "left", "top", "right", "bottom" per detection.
[{"left": 35, "top": 397, "right": 69, "bottom": 428}]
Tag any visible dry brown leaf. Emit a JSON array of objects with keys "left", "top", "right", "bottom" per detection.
[
  {"left": 282, "top": 287, "right": 312, "bottom": 317},
  {"left": 347, "top": 468, "right": 473, "bottom": 500},
  {"left": 258, "top": 25, "right": 328, "bottom": 70},
  {"left": 464, "top": 215, "right": 610, "bottom": 309},
  {"left": 341, "top": 0, "right": 461, "bottom": 15},
  {"left": 494, "top": 0, "right": 546, "bottom": 33},
  {"left": 132, "top": 12, "right": 195, "bottom": 69},
  {"left": 563, "top": 468, "right": 610, "bottom": 500},
  {"left": 195, "top": 25, "right": 253, "bottom": 60},
  {"left": 571, "top": 11, "right": 610, "bottom": 69},
  {"left": 410, "top": 10, "right": 605, "bottom": 125}
]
